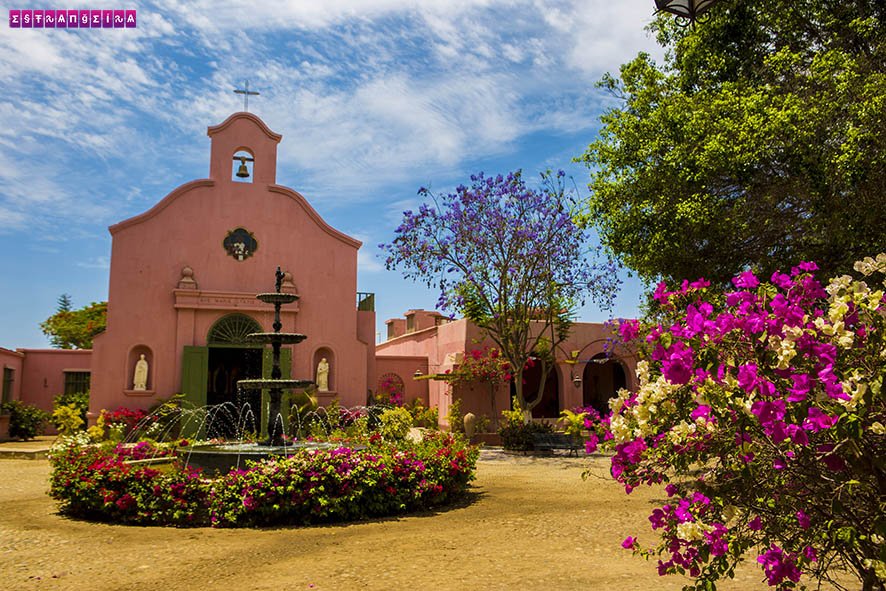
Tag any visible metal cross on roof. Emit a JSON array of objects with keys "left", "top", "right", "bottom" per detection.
[{"left": 233, "top": 80, "right": 260, "bottom": 112}]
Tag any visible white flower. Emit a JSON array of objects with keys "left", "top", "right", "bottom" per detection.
[{"left": 676, "top": 521, "right": 706, "bottom": 542}]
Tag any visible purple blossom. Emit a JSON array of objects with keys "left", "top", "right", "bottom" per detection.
[
  {"left": 619, "top": 319, "right": 640, "bottom": 342},
  {"left": 661, "top": 342, "right": 694, "bottom": 385},
  {"left": 803, "top": 408, "right": 838, "bottom": 432},
  {"left": 737, "top": 363, "right": 758, "bottom": 392},
  {"left": 757, "top": 545, "right": 802, "bottom": 586},
  {"left": 732, "top": 271, "right": 760, "bottom": 289},
  {"left": 787, "top": 374, "right": 811, "bottom": 402}
]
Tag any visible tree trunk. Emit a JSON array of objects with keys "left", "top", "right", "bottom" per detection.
[{"left": 489, "top": 382, "right": 498, "bottom": 428}]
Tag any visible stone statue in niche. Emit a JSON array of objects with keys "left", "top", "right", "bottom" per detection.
[
  {"left": 316, "top": 358, "right": 329, "bottom": 391},
  {"left": 133, "top": 354, "right": 149, "bottom": 391}
]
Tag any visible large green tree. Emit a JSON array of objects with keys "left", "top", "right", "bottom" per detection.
[
  {"left": 578, "top": 0, "right": 886, "bottom": 285},
  {"left": 40, "top": 296, "right": 107, "bottom": 349}
]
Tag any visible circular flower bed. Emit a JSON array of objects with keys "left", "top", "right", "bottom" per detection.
[{"left": 49, "top": 431, "right": 477, "bottom": 528}]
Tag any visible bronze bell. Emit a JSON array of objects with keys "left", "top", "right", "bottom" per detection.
[{"left": 236, "top": 157, "right": 250, "bottom": 178}]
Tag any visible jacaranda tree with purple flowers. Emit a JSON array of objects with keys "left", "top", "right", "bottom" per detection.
[
  {"left": 381, "top": 170, "right": 618, "bottom": 416},
  {"left": 608, "top": 255, "right": 886, "bottom": 591}
]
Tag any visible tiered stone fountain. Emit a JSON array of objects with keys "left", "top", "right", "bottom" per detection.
[
  {"left": 183, "top": 267, "right": 324, "bottom": 474},
  {"left": 238, "top": 266, "right": 314, "bottom": 446}
]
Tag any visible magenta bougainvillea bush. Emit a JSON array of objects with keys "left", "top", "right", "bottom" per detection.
[
  {"left": 607, "top": 255, "right": 885, "bottom": 591},
  {"left": 49, "top": 431, "right": 477, "bottom": 528}
]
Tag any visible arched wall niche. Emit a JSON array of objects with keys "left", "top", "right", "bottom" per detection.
[
  {"left": 126, "top": 344, "right": 154, "bottom": 393},
  {"left": 313, "top": 347, "right": 336, "bottom": 392}
]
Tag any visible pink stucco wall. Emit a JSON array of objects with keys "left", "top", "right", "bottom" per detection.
[
  {"left": 377, "top": 316, "right": 638, "bottom": 428},
  {"left": 90, "top": 113, "right": 374, "bottom": 415},
  {"left": 0, "top": 347, "right": 24, "bottom": 404},
  {"left": 15, "top": 349, "right": 92, "bottom": 436},
  {"left": 374, "top": 356, "right": 429, "bottom": 407}
]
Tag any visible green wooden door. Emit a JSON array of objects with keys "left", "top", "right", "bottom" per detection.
[
  {"left": 180, "top": 345, "right": 208, "bottom": 438},
  {"left": 260, "top": 348, "right": 292, "bottom": 437}
]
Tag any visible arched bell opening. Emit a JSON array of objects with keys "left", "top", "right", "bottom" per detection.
[{"left": 232, "top": 148, "right": 254, "bottom": 183}]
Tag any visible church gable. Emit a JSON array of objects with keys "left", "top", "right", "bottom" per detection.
[{"left": 89, "top": 111, "right": 374, "bottom": 416}]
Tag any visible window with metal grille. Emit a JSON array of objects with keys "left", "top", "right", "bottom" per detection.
[
  {"left": 64, "top": 371, "right": 90, "bottom": 396},
  {"left": 2, "top": 368, "right": 13, "bottom": 404}
]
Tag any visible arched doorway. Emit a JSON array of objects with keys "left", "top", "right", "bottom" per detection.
[
  {"left": 582, "top": 354, "right": 627, "bottom": 415},
  {"left": 512, "top": 361, "right": 560, "bottom": 419},
  {"left": 206, "top": 314, "right": 263, "bottom": 437}
]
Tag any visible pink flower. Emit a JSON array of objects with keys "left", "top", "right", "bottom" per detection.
[
  {"left": 757, "top": 545, "right": 802, "bottom": 586},
  {"left": 653, "top": 281, "right": 671, "bottom": 304},
  {"left": 803, "top": 546, "right": 818, "bottom": 562},
  {"left": 619, "top": 319, "right": 640, "bottom": 342},
  {"left": 803, "top": 407, "right": 838, "bottom": 432},
  {"left": 787, "top": 374, "right": 811, "bottom": 402},
  {"left": 732, "top": 271, "right": 760, "bottom": 289},
  {"left": 690, "top": 405, "right": 712, "bottom": 422},
  {"left": 585, "top": 433, "right": 599, "bottom": 454},
  {"left": 661, "top": 342, "right": 694, "bottom": 385},
  {"left": 796, "top": 510, "right": 810, "bottom": 530},
  {"left": 737, "top": 363, "right": 758, "bottom": 392},
  {"left": 622, "top": 536, "right": 636, "bottom": 549}
]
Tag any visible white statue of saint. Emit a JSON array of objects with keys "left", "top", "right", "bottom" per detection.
[
  {"left": 133, "top": 354, "right": 149, "bottom": 391},
  {"left": 316, "top": 358, "right": 329, "bottom": 391}
]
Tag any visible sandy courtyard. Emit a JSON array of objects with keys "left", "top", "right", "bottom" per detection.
[{"left": 0, "top": 451, "right": 812, "bottom": 591}]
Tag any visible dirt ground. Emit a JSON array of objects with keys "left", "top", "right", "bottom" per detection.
[{"left": 0, "top": 451, "right": 834, "bottom": 591}]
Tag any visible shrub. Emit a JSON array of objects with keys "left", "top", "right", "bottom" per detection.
[
  {"left": 53, "top": 390, "right": 89, "bottom": 426},
  {"left": 498, "top": 398, "right": 552, "bottom": 450},
  {"left": 48, "top": 432, "right": 478, "bottom": 528},
  {"left": 52, "top": 403, "right": 84, "bottom": 436},
  {"left": 499, "top": 420, "right": 552, "bottom": 451},
  {"left": 558, "top": 409, "right": 587, "bottom": 438},
  {"left": 403, "top": 398, "right": 439, "bottom": 429},
  {"left": 377, "top": 407, "right": 413, "bottom": 441},
  {"left": 447, "top": 397, "right": 464, "bottom": 433},
  {"left": 473, "top": 414, "right": 491, "bottom": 434},
  {"left": 1, "top": 401, "right": 49, "bottom": 440},
  {"left": 604, "top": 256, "right": 886, "bottom": 590}
]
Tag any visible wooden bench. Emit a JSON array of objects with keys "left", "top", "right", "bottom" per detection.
[{"left": 531, "top": 432, "right": 583, "bottom": 455}]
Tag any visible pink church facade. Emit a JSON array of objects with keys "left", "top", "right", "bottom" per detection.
[{"left": 86, "top": 113, "right": 376, "bottom": 420}]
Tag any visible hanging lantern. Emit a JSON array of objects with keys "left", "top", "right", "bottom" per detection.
[{"left": 654, "top": 0, "right": 721, "bottom": 25}]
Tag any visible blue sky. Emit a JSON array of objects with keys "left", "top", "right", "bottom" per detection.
[{"left": 0, "top": 1, "right": 664, "bottom": 350}]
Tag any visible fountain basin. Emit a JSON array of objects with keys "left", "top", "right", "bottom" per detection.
[
  {"left": 256, "top": 292, "right": 299, "bottom": 305},
  {"left": 182, "top": 441, "right": 339, "bottom": 475},
  {"left": 245, "top": 332, "right": 307, "bottom": 344},
  {"left": 237, "top": 379, "right": 315, "bottom": 390}
]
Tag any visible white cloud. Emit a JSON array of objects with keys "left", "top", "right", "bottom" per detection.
[
  {"left": 76, "top": 256, "right": 111, "bottom": 269},
  {"left": 0, "top": 0, "right": 663, "bottom": 226}
]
